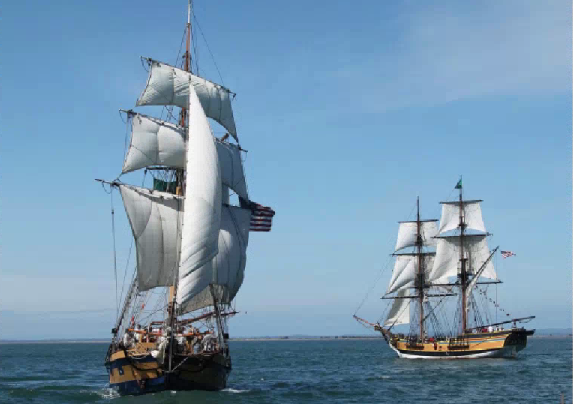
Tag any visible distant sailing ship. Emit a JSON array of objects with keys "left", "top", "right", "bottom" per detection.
[
  {"left": 98, "top": 1, "right": 274, "bottom": 395},
  {"left": 355, "top": 179, "right": 534, "bottom": 358}
]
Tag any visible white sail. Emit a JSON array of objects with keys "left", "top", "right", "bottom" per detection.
[
  {"left": 384, "top": 290, "right": 410, "bottom": 327},
  {"left": 136, "top": 59, "right": 238, "bottom": 141},
  {"left": 395, "top": 221, "right": 438, "bottom": 252},
  {"left": 438, "top": 201, "right": 486, "bottom": 235},
  {"left": 119, "top": 184, "right": 183, "bottom": 291},
  {"left": 428, "top": 235, "right": 497, "bottom": 284},
  {"left": 216, "top": 141, "right": 248, "bottom": 200},
  {"left": 387, "top": 255, "right": 435, "bottom": 294},
  {"left": 121, "top": 113, "right": 248, "bottom": 199},
  {"left": 177, "top": 83, "right": 222, "bottom": 309},
  {"left": 387, "top": 256, "right": 416, "bottom": 294},
  {"left": 122, "top": 113, "right": 186, "bottom": 174},
  {"left": 178, "top": 205, "right": 251, "bottom": 313}
]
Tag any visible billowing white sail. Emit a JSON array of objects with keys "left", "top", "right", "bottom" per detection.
[
  {"left": 177, "top": 83, "right": 222, "bottom": 309},
  {"left": 395, "top": 221, "right": 438, "bottom": 252},
  {"left": 388, "top": 256, "right": 416, "bottom": 294},
  {"left": 438, "top": 201, "right": 486, "bottom": 235},
  {"left": 428, "top": 235, "right": 496, "bottom": 284},
  {"left": 122, "top": 113, "right": 186, "bottom": 174},
  {"left": 136, "top": 59, "right": 238, "bottom": 141},
  {"left": 178, "top": 206, "right": 251, "bottom": 313},
  {"left": 384, "top": 290, "right": 410, "bottom": 327},
  {"left": 121, "top": 112, "right": 248, "bottom": 200},
  {"left": 216, "top": 141, "right": 248, "bottom": 200},
  {"left": 119, "top": 184, "right": 183, "bottom": 291},
  {"left": 387, "top": 255, "right": 435, "bottom": 294}
]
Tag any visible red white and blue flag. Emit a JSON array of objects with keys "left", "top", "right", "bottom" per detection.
[
  {"left": 501, "top": 250, "right": 516, "bottom": 259},
  {"left": 249, "top": 202, "right": 276, "bottom": 232}
]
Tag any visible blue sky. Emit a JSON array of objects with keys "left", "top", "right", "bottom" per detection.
[{"left": 1, "top": 0, "right": 571, "bottom": 339}]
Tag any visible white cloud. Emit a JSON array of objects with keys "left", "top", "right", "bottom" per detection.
[{"left": 333, "top": 1, "right": 570, "bottom": 112}]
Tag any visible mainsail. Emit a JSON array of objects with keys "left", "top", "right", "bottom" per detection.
[
  {"left": 119, "top": 184, "right": 183, "bottom": 291},
  {"left": 384, "top": 290, "right": 410, "bottom": 327},
  {"left": 137, "top": 59, "right": 238, "bottom": 141}
]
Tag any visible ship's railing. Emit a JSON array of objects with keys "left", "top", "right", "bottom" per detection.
[{"left": 448, "top": 337, "right": 470, "bottom": 350}]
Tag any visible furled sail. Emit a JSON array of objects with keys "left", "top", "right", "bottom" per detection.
[
  {"left": 428, "top": 234, "right": 497, "bottom": 284},
  {"left": 394, "top": 221, "right": 438, "bottom": 252},
  {"left": 177, "top": 83, "right": 222, "bottom": 309},
  {"left": 119, "top": 184, "right": 183, "bottom": 291},
  {"left": 384, "top": 290, "right": 410, "bottom": 327},
  {"left": 387, "top": 255, "right": 435, "bottom": 294},
  {"left": 136, "top": 59, "right": 238, "bottom": 141},
  {"left": 121, "top": 112, "right": 248, "bottom": 200},
  {"left": 438, "top": 201, "right": 486, "bottom": 235},
  {"left": 178, "top": 205, "right": 251, "bottom": 313}
]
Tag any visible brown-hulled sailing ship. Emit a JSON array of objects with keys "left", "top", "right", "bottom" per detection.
[
  {"left": 98, "top": 1, "right": 274, "bottom": 395},
  {"left": 355, "top": 179, "right": 534, "bottom": 358}
]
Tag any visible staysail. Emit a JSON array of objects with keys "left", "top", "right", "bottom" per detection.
[
  {"left": 177, "top": 82, "right": 222, "bottom": 310},
  {"left": 119, "top": 184, "right": 183, "bottom": 291},
  {"left": 178, "top": 205, "right": 251, "bottom": 313},
  {"left": 136, "top": 59, "right": 238, "bottom": 141}
]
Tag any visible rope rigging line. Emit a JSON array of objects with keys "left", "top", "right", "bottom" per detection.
[
  {"left": 192, "top": 9, "right": 224, "bottom": 86},
  {"left": 110, "top": 190, "right": 119, "bottom": 321},
  {"left": 354, "top": 199, "right": 420, "bottom": 322}
]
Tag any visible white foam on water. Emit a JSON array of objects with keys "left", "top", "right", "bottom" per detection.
[
  {"left": 96, "top": 387, "right": 120, "bottom": 400},
  {"left": 223, "top": 388, "right": 250, "bottom": 394}
]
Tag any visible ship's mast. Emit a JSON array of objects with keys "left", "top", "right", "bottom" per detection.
[
  {"left": 416, "top": 197, "right": 425, "bottom": 340},
  {"left": 168, "top": 0, "right": 193, "bottom": 372},
  {"left": 458, "top": 180, "right": 468, "bottom": 333}
]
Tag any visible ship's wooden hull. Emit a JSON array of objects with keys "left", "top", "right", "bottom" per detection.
[
  {"left": 106, "top": 349, "right": 231, "bottom": 395},
  {"left": 386, "top": 329, "right": 533, "bottom": 359}
]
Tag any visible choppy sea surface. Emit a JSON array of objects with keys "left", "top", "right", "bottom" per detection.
[{"left": 1, "top": 337, "right": 571, "bottom": 404}]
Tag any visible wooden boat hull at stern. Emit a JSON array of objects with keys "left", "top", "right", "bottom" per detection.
[
  {"left": 386, "top": 329, "right": 534, "bottom": 359},
  {"left": 106, "top": 349, "right": 231, "bottom": 395}
]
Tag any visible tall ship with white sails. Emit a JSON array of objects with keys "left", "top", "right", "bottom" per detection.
[
  {"left": 355, "top": 179, "right": 534, "bottom": 358},
  {"left": 99, "top": 1, "right": 274, "bottom": 395}
]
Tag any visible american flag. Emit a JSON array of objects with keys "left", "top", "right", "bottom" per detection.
[
  {"left": 249, "top": 202, "right": 275, "bottom": 232},
  {"left": 501, "top": 250, "right": 516, "bottom": 259}
]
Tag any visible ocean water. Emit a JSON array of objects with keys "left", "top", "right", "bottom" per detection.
[{"left": 0, "top": 337, "right": 571, "bottom": 404}]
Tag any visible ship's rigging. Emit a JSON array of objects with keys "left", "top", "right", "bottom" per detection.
[
  {"left": 354, "top": 179, "right": 534, "bottom": 358},
  {"left": 100, "top": 0, "right": 275, "bottom": 394}
]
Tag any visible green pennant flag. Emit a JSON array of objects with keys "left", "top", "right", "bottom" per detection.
[{"left": 455, "top": 178, "right": 462, "bottom": 189}]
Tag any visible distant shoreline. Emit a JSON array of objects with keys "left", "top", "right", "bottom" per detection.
[{"left": 1, "top": 334, "right": 570, "bottom": 344}]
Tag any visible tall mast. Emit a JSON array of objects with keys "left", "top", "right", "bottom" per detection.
[
  {"left": 416, "top": 197, "right": 425, "bottom": 340},
  {"left": 458, "top": 178, "right": 468, "bottom": 333},
  {"left": 180, "top": 0, "right": 192, "bottom": 127},
  {"left": 168, "top": 0, "right": 193, "bottom": 372}
]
